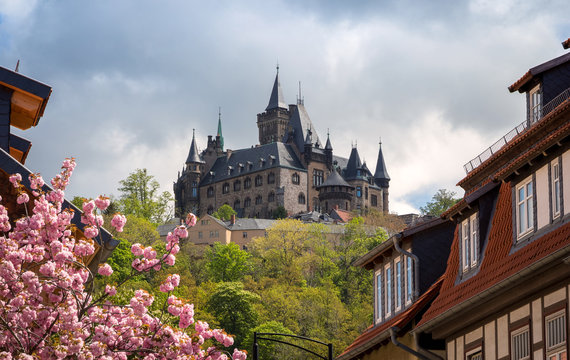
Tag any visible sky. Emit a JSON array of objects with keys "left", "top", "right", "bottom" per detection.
[{"left": 1, "top": 0, "right": 569, "bottom": 215}]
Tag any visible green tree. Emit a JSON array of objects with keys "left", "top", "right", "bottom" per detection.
[
  {"left": 420, "top": 189, "right": 461, "bottom": 216},
  {"left": 207, "top": 282, "right": 259, "bottom": 347},
  {"left": 206, "top": 243, "right": 251, "bottom": 282},
  {"left": 212, "top": 204, "right": 237, "bottom": 221},
  {"left": 242, "top": 321, "right": 296, "bottom": 360},
  {"left": 271, "top": 206, "right": 287, "bottom": 219},
  {"left": 117, "top": 168, "right": 173, "bottom": 224}
]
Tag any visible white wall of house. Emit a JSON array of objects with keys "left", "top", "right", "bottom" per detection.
[
  {"left": 563, "top": 150, "right": 570, "bottom": 212},
  {"left": 536, "top": 164, "right": 550, "bottom": 229}
]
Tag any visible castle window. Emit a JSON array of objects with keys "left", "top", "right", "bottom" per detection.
[
  {"left": 244, "top": 197, "right": 251, "bottom": 208},
  {"left": 255, "top": 195, "right": 263, "bottom": 205},
  {"left": 292, "top": 173, "right": 300, "bottom": 185},
  {"left": 234, "top": 180, "right": 241, "bottom": 191},
  {"left": 356, "top": 186, "right": 362, "bottom": 198},
  {"left": 268, "top": 192, "right": 275, "bottom": 202},
  {"left": 298, "top": 193, "right": 306, "bottom": 204},
  {"left": 222, "top": 183, "right": 230, "bottom": 194},
  {"left": 269, "top": 155, "right": 276, "bottom": 165},
  {"left": 227, "top": 166, "right": 233, "bottom": 175},
  {"left": 238, "top": 163, "right": 244, "bottom": 173},
  {"left": 267, "top": 172, "right": 275, "bottom": 184},
  {"left": 365, "top": 187, "right": 368, "bottom": 199},
  {"left": 244, "top": 177, "right": 252, "bottom": 189},
  {"left": 207, "top": 187, "right": 214, "bottom": 198},
  {"left": 529, "top": 84, "right": 542, "bottom": 124},
  {"left": 371, "top": 195, "right": 378, "bottom": 206},
  {"left": 516, "top": 176, "right": 534, "bottom": 238},
  {"left": 255, "top": 175, "right": 263, "bottom": 187},
  {"left": 247, "top": 161, "right": 253, "bottom": 171},
  {"left": 192, "top": 181, "right": 198, "bottom": 198},
  {"left": 207, "top": 206, "right": 214, "bottom": 215},
  {"left": 259, "top": 158, "right": 265, "bottom": 167},
  {"left": 234, "top": 199, "right": 241, "bottom": 209},
  {"left": 313, "top": 169, "right": 324, "bottom": 186}
]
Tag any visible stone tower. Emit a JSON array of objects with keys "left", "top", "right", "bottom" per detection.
[
  {"left": 257, "top": 66, "right": 290, "bottom": 145},
  {"left": 173, "top": 129, "right": 205, "bottom": 217},
  {"left": 374, "top": 141, "right": 390, "bottom": 212}
]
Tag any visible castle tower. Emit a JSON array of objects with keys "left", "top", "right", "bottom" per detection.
[
  {"left": 174, "top": 129, "right": 205, "bottom": 217},
  {"left": 257, "top": 66, "right": 290, "bottom": 145},
  {"left": 374, "top": 141, "right": 390, "bottom": 212},
  {"left": 324, "top": 131, "right": 333, "bottom": 170}
]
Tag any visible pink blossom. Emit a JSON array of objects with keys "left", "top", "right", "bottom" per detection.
[
  {"left": 16, "top": 193, "right": 29, "bottom": 204},
  {"left": 84, "top": 226, "right": 99, "bottom": 239},
  {"left": 94, "top": 196, "right": 111, "bottom": 211},
  {"left": 105, "top": 285, "right": 117, "bottom": 296},
  {"left": 9, "top": 173, "right": 21, "bottom": 188},
  {"left": 98, "top": 263, "right": 113, "bottom": 276},
  {"left": 111, "top": 213, "right": 127, "bottom": 232},
  {"left": 186, "top": 213, "right": 197, "bottom": 227},
  {"left": 233, "top": 348, "right": 247, "bottom": 360}
]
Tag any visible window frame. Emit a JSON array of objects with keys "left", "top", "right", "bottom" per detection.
[
  {"left": 461, "top": 212, "right": 479, "bottom": 273},
  {"left": 545, "top": 310, "right": 566, "bottom": 360},
  {"left": 375, "top": 270, "right": 383, "bottom": 323},
  {"left": 395, "top": 257, "right": 402, "bottom": 312},
  {"left": 385, "top": 263, "right": 393, "bottom": 318},
  {"left": 551, "top": 158, "right": 562, "bottom": 220},
  {"left": 511, "top": 325, "right": 531, "bottom": 360},
  {"left": 292, "top": 173, "right": 300, "bottom": 185},
  {"left": 405, "top": 256, "right": 413, "bottom": 305},
  {"left": 222, "top": 182, "right": 230, "bottom": 194},
  {"left": 516, "top": 176, "right": 535, "bottom": 239},
  {"left": 244, "top": 177, "right": 252, "bottom": 189},
  {"left": 529, "top": 84, "right": 542, "bottom": 124}
]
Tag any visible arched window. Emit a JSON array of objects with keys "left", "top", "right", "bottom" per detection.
[
  {"left": 234, "top": 180, "right": 241, "bottom": 191},
  {"left": 207, "top": 186, "right": 214, "bottom": 198},
  {"left": 234, "top": 199, "right": 241, "bottom": 209},
  {"left": 244, "top": 177, "right": 252, "bottom": 189},
  {"left": 255, "top": 175, "right": 263, "bottom": 187},
  {"left": 267, "top": 172, "right": 275, "bottom": 184},
  {"left": 192, "top": 181, "right": 198, "bottom": 197},
  {"left": 244, "top": 197, "right": 251, "bottom": 208},
  {"left": 292, "top": 173, "right": 300, "bottom": 185},
  {"left": 356, "top": 186, "right": 362, "bottom": 198},
  {"left": 222, "top": 182, "right": 230, "bottom": 194},
  {"left": 255, "top": 195, "right": 263, "bottom": 205},
  {"left": 298, "top": 193, "right": 306, "bottom": 204},
  {"left": 268, "top": 192, "right": 275, "bottom": 202}
]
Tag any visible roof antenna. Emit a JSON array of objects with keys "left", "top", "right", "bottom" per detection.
[
  {"left": 14, "top": 60, "right": 20, "bottom": 73},
  {"left": 276, "top": 60, "right": 279, "bottom": 74}
]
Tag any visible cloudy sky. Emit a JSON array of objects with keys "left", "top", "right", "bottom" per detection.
[{"left": 1, "top": 0, "right": 569, "bottom": 215}]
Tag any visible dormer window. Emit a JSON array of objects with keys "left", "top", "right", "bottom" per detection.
[
  {"left": 460, "top": 212, "right": 479, "bottom": 273},
  {"left": 269, "top": 155, "right": 276, "bottom": 165},
  {"left": 238, "top": 163, "right": 244, "bottom": 173},
  {"left": 529, "top": 84, "right": 542, "bottom": 124},
  {"left": 227, "top": 166, "right": 233, "bottom": 175},
  {"left": 259, "top": 158, "right": 265, "bottom": 167},
  {"left": 516, "top": 176, "right": 534, "bottom": 238},
  {"left": 247, "top": 161, "right": 253, "bottom": 171}
]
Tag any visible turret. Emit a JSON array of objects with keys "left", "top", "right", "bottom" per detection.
[
  {"left": 186, "top": 129, "right": 205, "bottom": 171},
  {"left": 257, "top": 65, "right": 290, "bottom": 145},
  {"left": 374, "top": 141, "right": 390, "bottom": 212},
  {"left": 324, "top": 131, "right": 333, "bottom": 170}
]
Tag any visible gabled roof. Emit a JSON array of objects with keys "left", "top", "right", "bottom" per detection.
[
  {"left": 330, "top": 208, "right": 353, "bottom": 223},
  {"left": 285, "top": 103, "right": 321, "bottom": 152},
  {"left": 508, "top": 52, "right": 570, "bottom": 93},
  {"left": 200, "top": 142, "right": 305, "bottom": 184},
  {"left": 337, "top": 276, "right": 444, "bottom": 360},
  {"left": 265, "top": 70, "right": 288, "bottom": 111},
  {"left": 186, "top": 129, "right": 204, "bottom": 164},
  {"left": 418, "top": 182, "right": 570, "bottom": 332}
]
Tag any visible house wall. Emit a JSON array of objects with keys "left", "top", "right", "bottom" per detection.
[
  {"left": 536, "top": 163, "right": 550, "bottom": 229},
  {"left": 360, "top": 333, "right": 418, "bottom": 360},
  {"left": 229, "top": 228, "right": 267, "bottom": 249},
  {"left": 563, "top": 150, "right": 570, "bottom": 211},
  {"left": 445, "top": 282, "right": 570, "bottom": 360},
  {"left": 186, "top": 216, "right": 230, "bottom": 245}
]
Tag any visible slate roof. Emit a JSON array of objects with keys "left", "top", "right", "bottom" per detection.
[
  {"left": 374, "top": 142, "right": 390, "bottom": 186},
  {"left": 186, "top": 130, "right": 204, "bottom": 164},
  {"left": 200, "top": 142, "right": 305, "bottom": 184},
  {"left": 226, "top": 218, "right": 275, "bottom": 230},
  {"left": 337, "top": 276, "right": 444, "bottom": 360},
  {"left": 284, "top": 103, "right": 321, "bottom": 152},
  {"left": 417, "top": 182, "right": 570, "bottom": 331},
  {"left": 509, "top": 52, "right": 570, "bottom": 92},
  {"left": 265, "top": 71, "right": 288, "bottom": 111},
  {"left": 316, "top": 170, "right": 352, "bottom": 189}
]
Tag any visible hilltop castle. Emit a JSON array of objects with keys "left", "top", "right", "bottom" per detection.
[{"left": 174, "top": 68, "right": 390, "bottom": 218}]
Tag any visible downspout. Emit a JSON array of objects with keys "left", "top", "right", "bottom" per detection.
[
  {"left": 392, "top": 234, "right": 420, "bottom": 300},
  {"left": 389, "top": 327, "right": 430, "bottom": 360},
  {"left": 413, "top": 332, "right": 444, "bottom": 360}
]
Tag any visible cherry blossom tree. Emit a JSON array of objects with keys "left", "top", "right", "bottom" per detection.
[{"left": 0, "top": 159, "right": 247, "bottom": 360}]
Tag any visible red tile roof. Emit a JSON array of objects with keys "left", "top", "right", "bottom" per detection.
[
  {"left": 418, "top": 182, "right": 570, "bottom": 329},
  {"left": 331, "top": 208, "right": 353, "bottom": 223},
  {"left": 338, "top": 277, "right": 444, "bottom": 360},
  {"left": 563, "top": 38, "right": 570, "bottom": 50}
]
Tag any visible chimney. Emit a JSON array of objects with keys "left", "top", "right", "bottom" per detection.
[
  {"left": 335, "top": 204, "right": 339, "bottom": 210},
  {"left": 230, "top": 214, "right": 236, "bottom": 225}
]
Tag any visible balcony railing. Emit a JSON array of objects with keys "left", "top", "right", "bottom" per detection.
[{"left": 464, "top": 87, "right": 570, "bottom": 174}]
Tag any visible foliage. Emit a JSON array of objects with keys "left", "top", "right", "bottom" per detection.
[
  {"left": 206, "top": 243, "right": 251, "bottom": 282},
  {"left": 420, "top": 188, "right": 461, "bottom": 216},
  {"left": 207, "top": 282, "right": 260, "bottom": 347},
  {"left": 212, "top": 204, "right": 237, "bottom": 221},
  {"left": 117, "top": 168, "right": 173, "bottom": 224},
  {"left": 242, "top": 321, "right": 295, "bottom": 360},
  {"left": 361, "top": 209, "right": 406, "bottom": 235},
  {"left": 0, "top": 160, "right": 246, "bottom": 359},
  {"left": 271, "top": 206, "right": 287, "bottom": 219}
]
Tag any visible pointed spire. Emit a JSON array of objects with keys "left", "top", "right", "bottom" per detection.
[
  {"left": 346, "top": 146, "right": 363, "bottom": 179},
  {"left": 325, "top": 129, "right": 333, "bottom": 150},
  {"left": 186, "top": 129, "right": 204, "bottom": 164},
  {"left": 374, "top": 140, "right": 390, "bottom": 187},
  {"left": 217, "top": 107, "right": 224, "bottom": 151},
  {"left": 266, "top": 65, "right": 288, "bottom": 111}
]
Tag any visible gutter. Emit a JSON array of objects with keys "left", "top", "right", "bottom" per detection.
[
  {"left": 393, "top": 234, "right": 420, "bottom": 300},
  {"left": 389, "top": 327, "right": 430, "bottom": 360}
]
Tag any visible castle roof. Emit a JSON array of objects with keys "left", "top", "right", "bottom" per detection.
[
  {"left": 200, "top": 142, "right": 305, "bottom": 184},
  {"left": 285, "top": 103, "right": 322, "bottom": 152},
  {"left": 186, "top": 129, "right": 204, "bottom": 164},
  {"left": 374, "top": 142, "right": 390, "bottom": 186},
  {"left": 265, "top": 68, "right": 287, "bottom": 111},
  {"left": 317, "top": 169, "right": 353, "bottom": 189}
]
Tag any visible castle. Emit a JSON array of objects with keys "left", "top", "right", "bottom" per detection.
[{"left": 174, "top": 68, "right": 390, "bottom": 219}]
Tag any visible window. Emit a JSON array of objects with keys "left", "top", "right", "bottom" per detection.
[
  {"left": 551, "top": 159, "right": 561, "bottom": 219},
  {"left": 356, "top": 186, "right": 362, "bottom": 198},
  {"left": 233, "top": 199, "right": 241, "bottom": 209},
  {"left": 234, "top": 180, "right": 241, "bottom": 191},
  {"left": 255, "top": 195, "right": 263, "bottom": 205},
  {"left": 243, "top": 232, "right": 248, "bottom": 239},
  {"left": 376, "top": 272, "right": 383, "bottom": 322},
  {"left": 198, "top": 231, "right": 203, "bottom": 239},
  {"left": 255, "top": 175, "right": 263, "bottom": 187},
  {"left": 371, "top": 195, "right": 378, "bottom": 207},
  {"left": 461, "top": 213, "right": 479, "bottom": 272},
  {"left": 222, "top": 182, "right": 230, "bottom": 194},
  {"left": 516, "top": 177, "right": 534, "bottom": 237},
  {"left": 530, "top": 85, "right": 542, "bottom": 124},
  {"left": 385, "top": 265, "right": 392, "bottom": 317},
  {"left": 292, "top": 173, "right": 300, "bottom": 185},
  {"left": 207, "top": 186, "right": 214, "bottom": 198},
  {"left": 546, "top": 311, "right": 566, "bottom": 360},
  {"left": 395, "top": 259, "right": 402, "bottom": 311},
  {"left": 268, "top": 192, "right": 275, "bottom": 202},
  {"left": 267, "top": 172, "right": 275, "bottom": 184},
  {"left": 511, "top": 327, "right": 530, "bottom": 360},
  {"left": 365, "top": 187, "right": 368, "bottom": 200},
  {"left": 201, "top": 219, "right": 209, "bottom": 225},
  {"left": 244, "top": 197, "right": 251, "bottom": 208},
  {"left": 406, "top": 256, "right": 413, "bottom": 304},
  {"left": 244, "top": 177, "right": 252, "bottom": 189},
  {"left": 298, "top": 193, "right": 306, "bottom": 204},
  {"left": 192, "top": 181, "right": 198, "bottom": 197},
  {"left": 247, "top": 161, "right": 253, "bottom": 171},
  {"left": 207, "top": 206, "right": 214, "bottom": 215},
  {"left": 313, "top": 169, "right": 324, "bottom": 186},
  {"left": 467, "top": 351, "right": 483, "bottom": 360}
]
